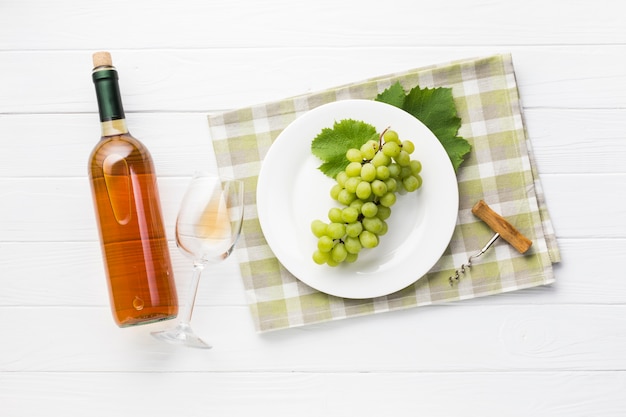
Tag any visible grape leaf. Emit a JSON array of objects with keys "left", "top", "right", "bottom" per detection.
[
  {"left": 376, "top": 82, "right": 470, "bottom": 171},
  {"left": 374, "top": 82, "right": 406, "bottom": 108},
  {"left": 311, "top": 119, "right": 378, "bottom": 178}
]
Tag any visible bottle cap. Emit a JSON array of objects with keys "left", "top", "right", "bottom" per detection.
[{"left": 93, "top": 51, "right": 112, "bottom": 68}]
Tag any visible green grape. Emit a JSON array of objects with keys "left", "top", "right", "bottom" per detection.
[
  {"left": 326, "top": 257, "right": 340, "bottom": 267},
  {"left": 384, "top": 178, "right": 397, "bottom": 193},
  {"left": 382, "top": 141, "right": 401, "bottom": 158},
  {"left": 327, "top": 222, "right": 346, "bottom": 239},
  {"left": 331, "top": 242, "right": 348, "bottom": 263},
  {"left": 328, "top": 207, "right": 343, "bottom": 223},
  {"left": 344, "top": 253, "right": 359, "bottom": 263},
  {"left": 376, "top": 205, "right": 391, "bottom": 220},
  {"left": 371, "top": 179, "right": 387, "bottom": 197},
  {"left": 363, "top": 217, "right": 384, "bottom": 234},
  {"left": 341, "top": 206, "right": 359, "bottom": 223},
  {"left": 402, "top": 175, "right": 421, "bottom": 192},
  {"left": 359, "top": 231, "right": 379, "bottom": 248},
  {"left": 346, "top": 221, "right": 363, "bottom": 237},
  {"left": 402, "top": 140, "right": 415, "bottom": 154},
  {"left": 360, "top": 163, "right": 376, "bottom": 182},
  {"left": 416, "top": 174, "right": 423, "bottom": 189},
  {"left": 336, "top": 171, "right": 349, "bottom": 187},
  {"left": 388, "top": 163, "right": 401, "bottom": 178},
  {"left": 360, "top": 140, "right": 378, "bottom": 160},
  {"left": 355, "top": 181, "right": 372, "bottom": 199},
  {"left": 317, "top": 236, "right": 334, "bottom": 252},
  {"left": 346, "top": 162, "right": 362, "bottom": 177},
  {"left": 410, "top": 160, "right": 422, "bottom": 175},
  {"left": 310, "top": 219, "right": 328, "bottom": 238},
  {"left": 312, "top": 250, "right": 330, "bottom": 265},
  {"left": 400, "top": 166, "right": 412, "bottom": 179},
  {"left": 372, "top": 151, "right": 391, "bottom": 168},
  {"left": 346, "top": 148, "right": 363, "bottom": 163},
  {"left": 345, "top": 176, "right": 361, "bottom": 193},
  {"left": 376, "top": 165, "right": 390, "bottom": 180},
  {"left": 379, "top": 191, "right": 396, "bottom": 207},
  {"left": 378, "top": 220, "right": 388, "bottom": 236},
  {"left": 344, "top": 236, "right": 362, "bottom": 254},
  {"left": 337, "top": 189, "right": 356, "bottom": 205},
  {"left": 361, "top": 201, "right": 378, "bottom": 218},
  {"left": 330, "top": 183, "right": 342, "bottom": 200},
  {"left": 349, "top": 199, "right": 364, "bottom": 213},
  {"left": 383, "top": 129, "right": 400, "bottom": 144},
  {"left": 395, "top": 150, "right": 410, "bottom": 166}
]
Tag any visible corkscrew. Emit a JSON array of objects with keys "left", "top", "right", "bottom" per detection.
[{"left": 449, "top": 200, "right": 532, "bottom": 286}]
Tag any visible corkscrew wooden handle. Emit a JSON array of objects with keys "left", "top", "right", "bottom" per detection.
[{"left": 471, "top": 200, "right": 532, "bottom": 254}]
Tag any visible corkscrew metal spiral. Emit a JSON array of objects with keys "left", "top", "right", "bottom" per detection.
[
  {"left": 449, "top": 200, "right": 532, "bottom": 286},
  {"left": 449, "top": 232, "right": 500, "bottom": 285}
]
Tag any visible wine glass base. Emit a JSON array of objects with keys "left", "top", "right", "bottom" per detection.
[{"left": 151, "top": 322, "right": 212, "bottom": 349}]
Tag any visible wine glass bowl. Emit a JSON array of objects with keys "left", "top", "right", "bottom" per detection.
[
  {"left": 176, "top": 176, "right": 244, "bottom": 263},
  {"left": 151, "top": 172, "right": 244, "bottom": 349}
]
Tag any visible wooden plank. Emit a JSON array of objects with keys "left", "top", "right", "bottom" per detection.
[
  {"left": 540, "top": 174, "right": 626, "bottom": 238},
  {"left": 1, "top": 305, "right": 625, "bottom": 372},
  {"left": 1, "top": 371, "right": 625, "bottom": 417},
  {"left": 524, "top": 108, "right": 626, "bottom": 174},
  {"left": 1, "top": 46, "right": 624, "bottom": 113},
  {"left": 1, "top": 0, "right": 624, "bottom": 49}
]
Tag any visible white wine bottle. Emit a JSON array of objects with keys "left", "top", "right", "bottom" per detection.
[{"left": 88, "top": 51, "right": 178, "bottom": 327}]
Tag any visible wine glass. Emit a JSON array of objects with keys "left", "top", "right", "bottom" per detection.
[{"left": 151, "top": 172, "right": 244, "bottom": 349}]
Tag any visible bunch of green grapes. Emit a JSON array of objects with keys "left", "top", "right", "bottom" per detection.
[{"left": 311, "top": 129, "right": 423, "bottom": 266}]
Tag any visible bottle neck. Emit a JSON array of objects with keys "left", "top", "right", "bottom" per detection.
[
  {"left": 100, "top": 119, "right": 129, "bottom": 136},
  {"left": 92, "top": 65, "right": 129, "bottom": 136}
]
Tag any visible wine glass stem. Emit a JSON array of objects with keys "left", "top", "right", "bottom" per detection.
[{"left": 179, "top": 262, "right": 205, "bottom": 325}]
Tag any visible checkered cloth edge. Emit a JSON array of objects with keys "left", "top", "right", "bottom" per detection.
[{"left": 207, "top": 54, "right": 560, "bottom": 332}]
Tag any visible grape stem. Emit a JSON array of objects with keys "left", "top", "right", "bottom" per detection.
[{"left": 379, "top": 126, "right": 391, "bottom": 148}]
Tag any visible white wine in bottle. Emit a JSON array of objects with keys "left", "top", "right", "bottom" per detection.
[{"left": 88, "top": 52, "right": 178, "bottom": 327}]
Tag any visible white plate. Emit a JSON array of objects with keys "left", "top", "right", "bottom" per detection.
[{"left": 257, "top": 99, "right": 459, "bottom": 299}]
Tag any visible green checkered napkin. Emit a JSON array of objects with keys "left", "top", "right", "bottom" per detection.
[{"left": 208, "top": 54, "right": 560, "bottom": 332}]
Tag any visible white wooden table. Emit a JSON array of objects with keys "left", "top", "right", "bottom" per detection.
[{"left": 2, "top": 1, "right": 625, "bottom": 415}]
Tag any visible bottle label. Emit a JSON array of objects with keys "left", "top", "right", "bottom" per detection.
[{"left": 101, "top": 119, "right": 128, "bottom": 136}]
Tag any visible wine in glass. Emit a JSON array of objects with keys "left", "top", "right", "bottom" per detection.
[{"left": 152, "top": 172, "right": 244, "bottom": 349}]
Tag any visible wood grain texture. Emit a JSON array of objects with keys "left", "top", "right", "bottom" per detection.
[
  {"left": 2, "top": 305, "right": 626, "bottom": 372},
  {"left": 2, "top": 0, "right": 624, "bottom": 49},
  {"left": 472, "top": 200, "right": 533, "bottom": 253},
  {"left": 2, "top": 371, "right": 626, "bottom": 417},
  {"left": 1, "top": 46, "right": 625, "bottom": 114},
  {"left": 0, "top": 371, "right": 626, "bottom": 417},
  {"left": 1, "top": 0, "right": 624, "bottom": 414}
]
